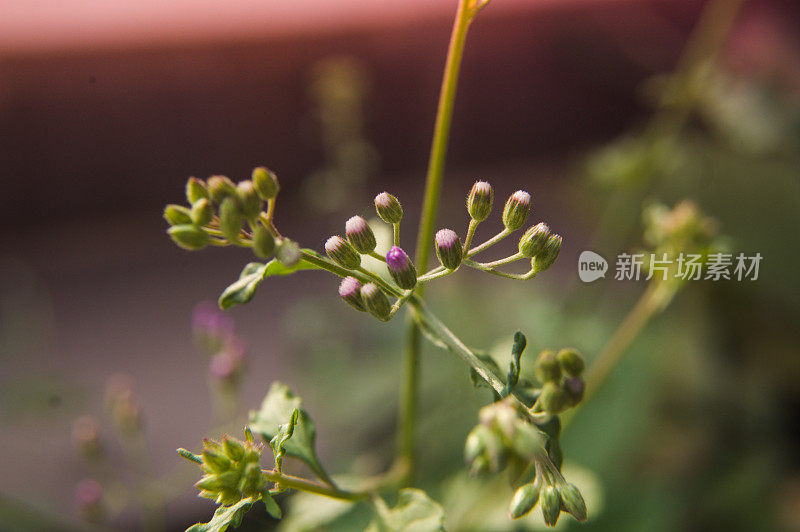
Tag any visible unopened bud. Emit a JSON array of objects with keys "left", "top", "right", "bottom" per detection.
[
  {"left": 509, "top": 483, "right": 540, "bottom": 519},
  {"left": 275, "top": 238, "right": 301, "bottom": 266},
  {"left": 534, "top": 349, "right": 561, "bottom": 383},
  {"left": 237, "top": 180, "right": 263, "bottom": 219},
  {"left": 163, "top": 204, "right": 192, "bottom": 225},
  {"left": 168, "top": 224, "right": 211, "bottom": 250},
  {"left": 219, "top": 197, "right": 244, "bottom": 242},
  {"left": 374, "top": 192, "right": 403, "bottom": 224},
  {"left": 252, "top": 225, "right": 276, "bottom": 259},
  {"left": 239, "top": 462, "right": 265, "bottom": 497},
  {"left": 467, "top": 181, "right": 493, "bottom": 222},
  {"left": 435, "top": 229, "right": 463, "bottom": 270},
  {"left": 540, "top": 484, "right": 562, "bottom": 526},
  {"left": 207, "top": 175, "right": 237, "bottom": 203},
  {"left": 533, "top": 234, "right": 562, "bottom": 273},
  {"left": 191, "top": 198, "right": 213, "bottom": 226},
  {"left": 564, "top": 376, "right": 585, "bottom": 407},
  {"left": 186, "top": 177, "right": 209, "bottom": 204},
  {"left": 195, "top": 474, "right": 223, "bottom": 492},
  {"left": 339, "top": 276, "right": 366, "bottom": 312},
  {"left": 72, "top": 416, "right": 103, "bottom": 459},
  {"left": 345, "top": 216, "right": 377, "bottom": 253},
  {"left": 74, "top": 479, "right": 104, "bottom": 523},
  {"left": 557, "top": 348, "right": 585, "bottom": 376},
  {"left": 519, "top": 223, "right": 551, "bottom": 258},
  {"left": 539, "top": 382, "right": 567, "bottom": 414},
  {"left": 502, "top": 190, "right": 531, "bottom": 230},
  {"left": 360, "top": 283, "right": 391, "bottom": 321},
  {"left": 464, "top": 424, "right": 491, "bottom": 463},
  {"left": 252, "top": 167, "right": 279, "bottom": 200},
  {"left": 386, "top": 246, "right": 417, "bottom": 289},
  {"left": 325, "top": 235, "right": 361, "bottom": 270},
  {"left": 559, "top": 483, "right": 587, "bottom": 522},
  {"left": 202, "top": 449, "right": 232, "bottom": 474}
]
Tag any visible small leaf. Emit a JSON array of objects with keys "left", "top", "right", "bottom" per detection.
[
  {"left": 369, "top": 489, "right": 445, "bottom": 531},
  {"left": 270, "top": 409, "right": 299, "bottom": 473},
  {"left": 469, "top": 351, "right": 502, "bottom": 391},
  {"left": 218, "top": 253, "right": 322, "bottom": 309},
  {"left": 500, "top": 331, "right": 527, "bottom": 398},
  {"left": 186, "top": 497, "right": 256, "bottom": 532},
  {"left": 262, "top": 493, "right": 282, "bottom": 519}
]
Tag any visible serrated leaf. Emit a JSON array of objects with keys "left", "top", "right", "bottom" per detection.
[
  {"left": 270, "top": 409, "right": 298, "bottom": 473},
  {"left": 186, "top": 497, "right": 256, "bottom": 532},
  {"left": 369, "top": 489, "right": 445, "bottom": 532},
  {"left": 248, "top": 382, "right": 331, "bottom": 484},
  {"left": 218, "top": 252, "right": 322, "bottom": 309}
]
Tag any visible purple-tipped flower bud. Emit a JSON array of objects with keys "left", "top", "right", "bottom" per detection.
[
  {"left": 435, "top": 229, "right": 463, "bottom": 270},
  {"left": 325, "top": 235, "right": 361, "bottom": 270},
  {"left": 219, "top": 197, "right": 244, "bottom": 242},
  {"left": 541, "top": 485, "right": 562, "bottom": 526},
  {"left": 163, "top": 204, "right": 193, "bottom": 225},
  {"left": 502, "top": 190, "right": 531, "bottom": 230},
  {"left": 186, "top": 177, "right": 209, "bottom": 204},
  {"left": 519, "top": 222, "right": 551, "bottom": 258},
  {"left": 345, "top": 216, "right": 377, "bottom": 253},
  {"left": 386, "top": 246, "right": 417, "bottom": 289},
  {"left": 559, "top": 483, "right": 587, "bottom": 522},
  {"left": 338, "top": 276, "right": 366, "bottom": 312},
  {"left": 236, "top": 180, "right": 263, "bottom": 219},
  {"left": 532, "top": 234, "right": 562, "bottom": 273},
  {"left": 467, "top": 181, "right": 493, "bottom": 222},
  {"left": 191, "top": 198, "right": 213, "bottom": 226},
  {"left": 509, "top": 483, "right": 540, "bottom": 519},
  {"left": 360, "top": 283, "right": 391, "bottom": 321},
  {"left": 374, "top": 192, "right": 403, "bottom": 224},
  {"left": 207, "top": 175, "right": 237, "bottom": 203},
  {"left": 252, "top": 225, "right": 276, "bottom": 259},
  {"left": 252, "top": 167, "right": 280, "bottom": 200},
  {"left": 168, "top": 224, "right": 210, "bottom": 250},
  {"left": 564, "top": 376, "right": 585, "bottom": 406}
]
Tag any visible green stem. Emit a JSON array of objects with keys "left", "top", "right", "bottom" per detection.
[
  {"left": 262, "top": 470, "right": 366, "bottom": 501},
  {"left": 476, "top": 251, "right": 524, "bottom": 268},
  {"left": 393, "top": 223, "right": 401, "bottom": 247},
  {"left": 463, "top": 219, "right": 478, "bottom": 252},
  {"left": 462, "top": 259, "right": 534, "bottom": 280},
  {"left": 466, "top": 228, "right": 512, "bottom": 258}
]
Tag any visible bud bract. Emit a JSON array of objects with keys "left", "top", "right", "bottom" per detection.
[
  {"left": 534, "top": 349, "right": 561, "bottom": 383},
  {"left": 360, "top": 283, "right": 391, "bottom": 321},
  {"left": 252, "top": 225, "right": 276, "bottom": 259},
  {"left": 236, "top": 180, "right": 263, "bottom": 219},
  {"left": 509, "top": 483, "right": 540, "bottom": 519},
  {"left": 207, "top": 175, "right": 237, "bottom": 203},
  {"left": 345, "top": 215, "right": 377, "bottom": 253},
  {"left": 539, "top": 382, "right": 567, "bottom": 414},
  {"left": 557, "top": 348, "right": 585, "bottom": 376},
  {"left": 374, "top": 192, "right": 403, "bottom": 224},
  {"left": 339, "top": 276, "right": 366, "bottom": 312},
  {"left": 467, "top": 181, "right": 493, "bottom": 222},
  {"left": 519, "top": 223, "right": 551, "bottom": 258},
  {"left": 325, "top": 235, "right": 361, "bottom": 270},
  {"left": 435, "top": 229, "right": 463, "bottom": 270},
  {"left": 533, "top": 234, "right": 562, "bottom": 272},
  {"left": 252, "top": 167, "right": 280, "bottom": 200},
  {"left": 559, "top": 483, "right": 587, "bottom": 522},
  {"left": 219, "top": 197, "right": 244, "bottom": 242},
  {"left": 168, "top": 224, "right": 210, "bottom": 250},
  {"left": 502, "top": 190, "right": 531, "bottom": 230},
  {"left": 540, "top": 485, "right": 562, "bottom": 526},
  {"left": 386, "top": 246, "right": 417, "bottom": 289},
  {"left": 186, "top": 177, "right": 209, "bottom": 204},
  {"left": 191, "top": 198, "right": 213, "bottom": 226},
  {"left": 163, "top": 204, "right": 192, "bottom": 225}
]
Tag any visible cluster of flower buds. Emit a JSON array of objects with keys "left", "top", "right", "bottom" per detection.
[
  {"left": 508, "top": 473, "right": 587, "bottom": 525},
  {"left": 164, "top": 167, "right": 299, "bottom": 264},
  {"left": 185, "top": 433, "right": 269, "bottom": 506},
  {"left": 533, "top": 348, "right": 586, "bottom": 415}
]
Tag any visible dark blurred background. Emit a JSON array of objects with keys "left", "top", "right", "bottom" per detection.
[{"left": 2, "top": 0, "right": 800, "bottom": 530}]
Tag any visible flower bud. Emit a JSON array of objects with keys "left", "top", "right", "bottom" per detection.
[
  {"left": 559, "top": 483, "right": 587, "bottom": 522},
  {"left": 236, "top": 180, "right": 263, "bottom": 219},
  {"left": 275, "top": 238, "right": 301, "bottom": 266},
  {"left": 325, "top": 235, "right": 361, "bottom": 270},
  {"left": 191, "top": 198, "right": 213, "bottom": 226},
  {"left": 467, "top": 181, "right": 493, "bottom": 222},
  {"left": 557, "top": 348, "right": 585, "bottom": 376},
  {"left": 539, "top": 382, "right": 567, "bottom": 414},
  {"left": 239, "top": 462, "right": 266, "bottom": 497},
  {"left": 168, "top": 224, "right": 210, "bottom": 250},
  {"left": 374, "top": 192, "right": 403, "bottom": 224},
  {"left": 219, "top": 197, "right": 244, "bottom": 242},
  {"left": 540, "top": 484, "right": 562, "bottom": 526},
  {"left": 202, "top": 449, "right": 233, "bottom": 474},
  {"left": 207, "top": 175, "right": 237, "bottom": 203},
  {"left": 435, "top": 229, "right": 463, "bottom": 270},
  {"left": 533, "top": 234, "right": 562, "bottom": 273},
  {"left": 252, "top": 167, "right": 280, "bottom": 200},
  {"left": 195, "top": 474, "right": 224, "bottom": 492},
  {"left": 564, "top": 376, "right": 585, "bottom": 407},
  {"left": 464, "top": 424, "right": 491, "bottom": 463},
  {"left": 386, "top": 246, "right": 417, "bottom": 289},
  {"left": 534, "top": 349, "right": 561, "bottom": 383},
  {"left": 502, "top": 190, "right": 531, "bottom": 230},
  {"left": 345, "top": 215, "right": 377, "bottom": 253},
  {"left": 74, "top": 478, "right": 104, "bottom": 523},
  {"left": 509, "top": 483, "right": 540, "bottom": 519},
  {"left": 252, "top": 225, "right": 276, "bottom": 259},
  {"left": 163, "top": 204, "right": 192, "bottom": 225},
  {"left": 519, "top": 223, "right": 551, "bottom": 258},
  {"left": 186, "top": 177, "right": 209, "bottom": 204},
  {"left": 222, "top": 436, "right": 246, "bottom": 462},
  {"left": 360, "top": 283, "right": 391, "bottom": 321},
  {"left": 339, "top": 276, "right": 366, "bottom": 312},
  {"left": 72, "top": 416, "right": 103, "bottom": 459}
]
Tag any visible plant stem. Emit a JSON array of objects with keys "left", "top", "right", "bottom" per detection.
[
  {"left": 262, "top": 470, "right": 367, "bottom": 501},
  {"left": 397, "top": 0, "right": 475, "bottom": 482},
  {"left": 466, "top": 228, "right": 512, "bottom": 258}
]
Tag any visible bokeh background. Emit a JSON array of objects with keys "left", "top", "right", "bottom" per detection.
[{"left": 2, "top": 0, "right": 800, "bottom": 530}]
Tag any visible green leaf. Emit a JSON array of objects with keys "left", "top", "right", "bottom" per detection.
[
  {"left": 500, "top": 331, "right": 527, "bottom": 398},
  {"left": 368, "top": 489, "right": 445, "bottom": 532},
  {"left": 248, "top": 382, "right": 331, "bottom": 484},
  {"left": 468, "top": 351, "right": 502, "bottom": 391},
  {"left": 278, "top": 491, "right": 356, "bottom": 532},
  {"left": 218, "top": 252, "right": 322, "bottom": 309},
  {"left": 270, "top": 409, "right": 299, "bottom": 473},
  {"left": 186, "top": 497, "right": 256, "bottom": 532},
  {"left": 262, "top": 494, "right": 282, "bottom": 520}
]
